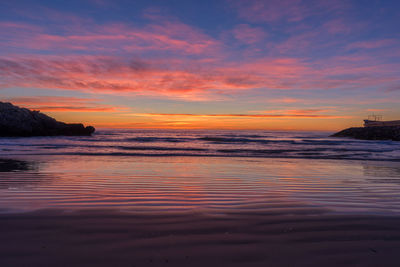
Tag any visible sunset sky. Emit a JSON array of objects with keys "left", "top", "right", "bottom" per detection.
[{"left": 1, "top": 0, "right": 399, "bottom": 130}]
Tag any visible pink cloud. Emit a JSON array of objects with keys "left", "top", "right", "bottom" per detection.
[
  {"left": 322, "top": 19, "right": 352, "bottom": 35},
  {"left": 228, "top": 0, "right": 349, "bottom": 23},
  {"left": 0, "top": 20, "right": 220, "bottom": 56},
  {"left": 232, "top": 24, "right": 266, "bottom": 44},
  {"left": 347, "top": 39, "right": 397, "bottom": 50},
  {"left": 1, "top": 53, "right": 399, "bottom": 101},
  {"left": 5, "top": 96, "right": 125, "bottom": 112},
  {"left": 385, "top": 84, "right": 400, "bottom": 92},
  {"left": 273, "top": 32, "right": 316, "bottom": 54},
  {"left": 0, "top": 56, "right": 257, "bottom": 100},
  {"left": 0, "top": 22, "right": 40, "bottom": 31},
  {"left": 270, "top": 18, "right": 364, "bottom": 55},
  {"left": 229, "top": 0, "right": 307, "bottom": 23}
]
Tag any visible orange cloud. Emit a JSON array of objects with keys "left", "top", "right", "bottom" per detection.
[
  {"left": 250, "top": 108, "right": 340, "bottom": 116},
  {"left": 366, "top": 108, "right": 386, "bottom": 112},
  {"left": 286, "top": 109, "right": 328, "bottom": 115},
  {"left": 88, "top": 111, "right": 352, "bottom": 131},
  {"left": 129, "top": 112, "right": 341, "bottom": 118},
  {"left": 267, "top": 98, "right": 301, "bottom": 103}
]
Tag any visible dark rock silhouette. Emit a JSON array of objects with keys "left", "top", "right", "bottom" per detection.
[
  {"left": 331, "top": 126, "right": 400, "bottom": 141},
  {"left": 0, "top": 102, "right": 95, "bottom": 137}
]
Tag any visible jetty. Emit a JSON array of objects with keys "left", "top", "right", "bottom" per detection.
[
  {"left": 363, "top": 115, "right": 400, "bottom": 127},
  {"left": 332, "top": 115, "right": 400, "bottom": 141}
]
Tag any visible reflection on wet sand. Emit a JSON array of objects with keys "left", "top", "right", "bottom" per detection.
[
  {"left": 363, "top": 162, "right": 400, "bottom": 185},
  {"left": 0, "top": 158, "right": 37, "bottom": 172},
  {"left": 1, "top": 156, "right": 400, "bottom": 215},
  {"left": 0, "top": 159, "right": 53, "bottom": 190},
  {"left": 0, "top": 156, "right": 400, "bottom": 266}
]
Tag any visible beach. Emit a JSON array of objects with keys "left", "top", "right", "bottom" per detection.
[
  {"left": 2, "top": 0, "right": 400, "bottom": 265},
  {"left": 0, "top": 130, "right": 400, "bottom": 266},
  {"left": 1, "top": 210, "right": 400, "bottom": 266}
]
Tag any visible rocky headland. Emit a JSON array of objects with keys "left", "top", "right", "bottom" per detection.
[
  {"left": 331, "top": 126, "right": 400, "bottom": 141},
  {"left": 0, "top": 102, "right": 95, "bottom": 137}
]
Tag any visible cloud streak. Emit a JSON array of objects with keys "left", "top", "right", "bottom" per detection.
[
  {"left": 130, "top": 113, "right": 342, "bottom": 119},
  {"left": 228, "top": 0, "right": 348, "bottom": 23},
  {"left": 232, "top": 24, "right": 266, "bottom": 44},
  {"left": 0, "top": 19, "right": 220, "bottom": 56},
  {"left": 5, "top": 96, "right": 123, "bottom": 112}
]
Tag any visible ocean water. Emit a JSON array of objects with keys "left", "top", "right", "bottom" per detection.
[
  {"left": 0, "top": 129, "right": 399, "bottom": 215},
  {"left": 0, "top": 129, "right": 399, "bottom": 160}
]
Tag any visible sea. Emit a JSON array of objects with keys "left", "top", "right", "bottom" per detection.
[
  {"left": 1, "top": 129, "right": 400, "bottom": 160},
  {"left": 0, "top": 129, "right": 400, "bottom": 215}
]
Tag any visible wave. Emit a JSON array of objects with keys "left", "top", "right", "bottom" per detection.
[
  {"left": 126, "top": 137, "right": 190, "bottom": 143},
  {"left": 118, "top": 146, "right": 208, "bottom": 152},
  {"left": 4, "top": 151, "right": 400, "bottom": 161},
  {"left": 2, "top": 142, "right": 393, "bottom": 154},
  {"left": 1, "top": 129, "right": 399, "bottom": 161},
  {"left": 197, "top": 136, "right": 289, "bottom": 144},
  {"left": 197, "top": 136, "right": 380, "bottom": 146}
]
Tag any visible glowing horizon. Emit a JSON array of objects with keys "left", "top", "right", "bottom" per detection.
[{"left": 1, "top": 0, "right": 399, "bottom": 131}]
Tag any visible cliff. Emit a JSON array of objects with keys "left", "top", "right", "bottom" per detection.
[
  {"left": 0, "top": 102, "right": 95, "bottom": 137},
  {"left": 331, "top": 126, "right": 400, "bottom": 141}
]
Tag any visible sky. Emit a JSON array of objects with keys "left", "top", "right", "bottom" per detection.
[{"left": 1, "top": 0, "right": 400, "bottom": 131}]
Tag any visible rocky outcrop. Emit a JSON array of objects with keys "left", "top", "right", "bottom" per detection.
[
  {"left": 331, "top": 126, "right": 400, "bottom": 141},
  {"left": 0, "top": 102, "right": 95, "bottom": 137}
]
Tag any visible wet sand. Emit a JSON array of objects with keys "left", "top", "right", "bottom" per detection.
[
  {"left": 1, "top": 209, "right": 400, "bottom": 267},
  {"left": 1, "top": 156, "right": 400, "bottom": 266}
]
